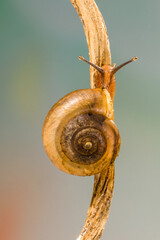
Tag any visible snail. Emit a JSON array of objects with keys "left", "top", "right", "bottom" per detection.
[
  {"left": 42, "top": 56, "right": 137, "bottom": 176},
  {"left": 42, "top": 0, "right": 137, "bottom": 239}
]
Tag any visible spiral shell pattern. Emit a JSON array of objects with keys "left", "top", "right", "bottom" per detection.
[{"left": 42, "top": 89, "right": 120, "bottom": 176}]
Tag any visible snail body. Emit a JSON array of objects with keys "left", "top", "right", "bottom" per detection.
[
  {"left": 42, "top": 88, "right": 121, "bottom": 176},
  {"left": 42, "top": 56, "right": 137, "bottom": 176}
]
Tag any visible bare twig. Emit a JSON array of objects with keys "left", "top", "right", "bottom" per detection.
[
  {"left": 70, "top": 1, "right": 115, "bottom": 239},
  {"left": 77, "top": 165, "right": 115, "bottom": 240},
  {"left": 70, "top": 0, "right": 111, "bottom": 89}
]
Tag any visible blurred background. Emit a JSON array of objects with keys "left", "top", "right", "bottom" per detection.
[{"left": 1, "top": 0, "right": 160, "bottom": 239}]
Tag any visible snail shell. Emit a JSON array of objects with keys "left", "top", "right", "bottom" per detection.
[{"left": 42, "top": 88, "right": 120, "bottom": 176}]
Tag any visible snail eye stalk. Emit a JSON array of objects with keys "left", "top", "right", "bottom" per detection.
[
  {"left": 79, "top": 56, "right": 104, "bottom": 75},
  {"left": 107, "top": 56, "right": 138, "bottom": 88},
  {"left": 111, "top": 56, "right": 138, "bottom": 76}
]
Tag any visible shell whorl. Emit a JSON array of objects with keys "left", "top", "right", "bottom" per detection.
[
  {"left": 42, "top": 88, "right": 120, "bottom": 176},
  {"left": 61, "top": 113, "right": 107, "bottom": 165}
]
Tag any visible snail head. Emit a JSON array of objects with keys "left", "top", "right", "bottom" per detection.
[{"left": 79, "top": 56, "right": 138, "bottom": 89}]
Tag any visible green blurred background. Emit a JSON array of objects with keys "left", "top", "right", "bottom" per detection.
[{"left": 1, "top": 0, "right": 160, "bottom": 239}]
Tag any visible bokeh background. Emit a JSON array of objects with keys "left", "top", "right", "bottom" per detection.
[{"left": 1, "top": 0, "right": 160, "bottom": 239}]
